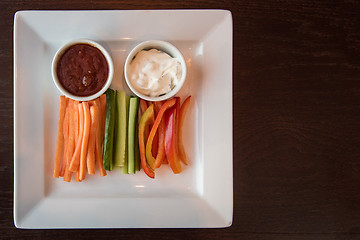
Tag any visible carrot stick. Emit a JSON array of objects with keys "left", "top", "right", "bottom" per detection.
[
  {"left": 99, "top": 94, "right": 107, "bottom": 140},
  {"left": 75, "top": 170, "right": 81, "bottom": 182},
  {"left": 60, "top": 101, "right": 69, "bottom": 177},
  {"left": 95, "top": 98, "right": 107, "bottom": 176},
  {"left": 63, "top": 162, "right": 72, "bottom": 182},
  {"left": 54, "top": 96, "right": 66, "bottom": 178},
  {"left": 87, "top": 103, "right": 98, "bottom": 175},
  {"left": 69, "top": 102, "right": 83, "bottom": 172},
  {"left": 79, "top": 102, "right": 91, "bottom": 180},
  {"left": 63, "top": 99, "right": 76, "bottom": 182}
]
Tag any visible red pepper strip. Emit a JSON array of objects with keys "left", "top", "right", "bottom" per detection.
[
  {"left": 151, "top": 102, "right": 159, "bottom": 157},
  {"left": 139, "top": 99, "right": 148, "bottom": 113},
  {"left": 146, "top": 98, "right": 176, "bottom": 170},
  {"left": 153, "top": 101, "right": 166, "bottom": 168},
  {"left": 178, "top": 96, "right": 191, "bottom": 165},
  {"left": 164, "top": 107, "right": 182, "bottom": 174},
  {"left": 139, "top": 104, "right": 155, "bottom": 178},
  {"left": 173, "top": 97, "right": 181, "bottom": 163}
]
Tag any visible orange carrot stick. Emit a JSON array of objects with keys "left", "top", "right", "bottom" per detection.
[
  {"left": 63, "top": 99, "right": 76, "bottom": 182},
  {"left": 79, "top": 102, "right": 91, "bottom": 180},
  {"left": 87, "top": 103, "right": 98, "bottom": 175},
  {"left": 75, "top": 170, "right": 81, "bottom": 182},
  {"left": 99, "top": 94, "right": 107, "bottom": 140},
  {"left": 60, "top": 100, "right": 70, "bottom": 177},
  {"left": 54, "top": 96, "right": 66, "bottom": 178},
  {"left": 95, "top": 98, "right": 107, "bottom": 176},
  {"left": 69, "top": 102, "right": 83, "bottom": 172}
]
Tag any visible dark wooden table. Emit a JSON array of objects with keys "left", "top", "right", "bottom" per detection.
[{"left": 2, "top": 1, "right": 360, "bottom": 239}]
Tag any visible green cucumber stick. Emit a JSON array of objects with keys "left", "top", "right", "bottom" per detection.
[
  {"left": 128, "top": 97, "right": 139, "bottom": 174},
  {"left": 134, "top": 104, "right": 141, "bottom": 172},
  {"left": 121, "top": 95, "right": 130, "bottom": 174},
  {"left": 114, "top": 90, "right": 128, "bottom": 167},
  {"left": 103, "top": 89, "right": 116, "bottom": 171}
]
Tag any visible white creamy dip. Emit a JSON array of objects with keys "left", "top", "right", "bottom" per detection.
[{"left": 128, "top": 49, "right": 182, "bottom": 97}]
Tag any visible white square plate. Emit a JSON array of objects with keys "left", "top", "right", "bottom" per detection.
[{"left": 13, "top": 10, "right": 233, "bottom": 228}]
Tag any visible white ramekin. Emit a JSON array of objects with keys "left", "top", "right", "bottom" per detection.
[
  {"left": 52, "top": 39, "right": 114, "bottom": 101},
  {"left": 124, "top": 40, "right": 187, "bottom": 102}
]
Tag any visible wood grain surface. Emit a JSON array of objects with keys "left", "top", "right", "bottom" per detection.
[{"left": 2, "top": 0, "right": 360, "bottom": 239}]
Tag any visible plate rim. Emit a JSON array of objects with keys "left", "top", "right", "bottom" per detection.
[{"left": 13, "top": 9, "right": 233, "bottom": 229}]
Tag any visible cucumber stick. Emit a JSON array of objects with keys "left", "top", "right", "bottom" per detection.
[
  {"left": 103, "top": 89, "right": 116, "bottom": 171},
  {"left": 134, "top": 106, "right": 141, "bottom": 172},
  {"left": 114, "top": 90, "right": 129, "bottom": 169},
  {"left": 128, "top": 97, "right": 139, "bottom": 174}
]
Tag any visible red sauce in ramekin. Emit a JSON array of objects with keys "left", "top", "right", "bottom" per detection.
[{"left": 56, "top": 44, "right": 109, "bottom": 97}]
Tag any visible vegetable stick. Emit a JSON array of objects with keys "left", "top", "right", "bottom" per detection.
[
  {"left": 60, "top": 99, "right": 70, "bottom": 177},
  {"left": 54, "top": 96, "right": 66, "bottom": 178},
  {"left": 95, "top": 136, "right": 107, "bottom": 176},
  {"left": 114, "top": 90, "right": 129, "bottom": 168},
  {"left": 75, "top": 170, "right": 81, "bottom": 182},
  {"left": 127, "top": 97, "right": 139, "bottom": 174},
  {"left": 80, "top": 102, "right": 91, "bottom": 180},
  {"left": 153, "top": 101, "right": 166, "bottom": 168},
  {"left": 140, "top": 99, "right": 150, "bottom": 142},
  {"left": 139, "top": 99, "right": 148, "bottom": 113},
  {"left": 178, "top": 96, "right": 191, "bottom": 165},
  {"left": 63, "top": 162, "right": 73, "bottom": 182},
  {"left": 63, "top": 99, "right": 76, "bottom": 182},
  {"left": 139, "top": 104, "right": 155, "bottom": 178},
  {"left": 69, "top": 102, "right": 83, "bottom": 172},
  {"left": 99, "top": 94, "right": 107, "bottom": 140},
  {"left": 74, "top": 101, "right": 80, "bottom": 151},
  {"left": 87, "top": 103, "right": 98, "bottom": 175},
  {"left": 103, "top": 89, "right": 116, "bottom": 171},
  {"left": 95, "top": 98, "right": 107, "bottom": 176},
  {"left": 146, "top": 98, "right": 176, "bottom": 170}
]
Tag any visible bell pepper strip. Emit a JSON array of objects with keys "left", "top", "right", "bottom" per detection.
[
  {"left": 139, "top": 99, "right": 150, "bottom": 142},
  {"left": 139, "top": 99, "right": 148, "bottom": 113},
  {"left": 153, "top": 101, "right": 166, "bottom": 168},
  {"left": 151, "top": 102, "right": 162, "bottom": 158},
  {"left": 146, "top": 98, "right": 176, "bottom": 170},
  {"left": 164, "top": 107, "right": 182, "bottom": 174},
  {"left": 178, "top": 96, "right": 191, "bottom": 165},
  {"left": 139, "top": 104, "right": 155, "bottom": 178},
  {"left": 173, "top": 97, "right": 181, "bottom": 162}
]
